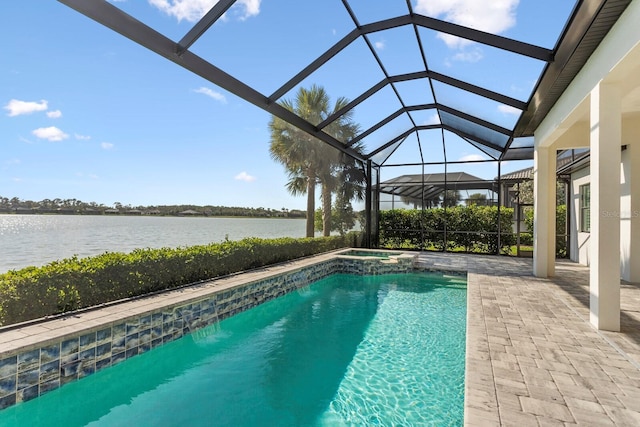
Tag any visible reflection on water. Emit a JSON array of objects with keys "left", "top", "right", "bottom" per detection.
[{"left": 0, "top": 215, "right": 308, "bottom": 273}]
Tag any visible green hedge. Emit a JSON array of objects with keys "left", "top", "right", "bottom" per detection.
[
  {"left": 524, "top": 204, "right": 567, "bottom": 257},
  {"left": 0, "top": 234, "right": 358, "bottom": 326},
  {"left": 379, "top": 206, "right": 515, "bottom": 254}
]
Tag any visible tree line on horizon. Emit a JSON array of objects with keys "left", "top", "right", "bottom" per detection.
[{"left": 0, "top": 196, "right": 306, "bottom": 218}]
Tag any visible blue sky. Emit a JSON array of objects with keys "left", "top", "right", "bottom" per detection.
[{"left": 1, "top": 1, "right": 575, "bottom": 210}]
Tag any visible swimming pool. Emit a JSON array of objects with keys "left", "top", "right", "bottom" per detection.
[{"left": 0, "top": 272, "right": 466, "bottom": 426}]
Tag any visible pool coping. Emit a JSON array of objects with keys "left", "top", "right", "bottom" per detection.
[{"left": 0, "top": 249, "right": 430, "bottom": 354}]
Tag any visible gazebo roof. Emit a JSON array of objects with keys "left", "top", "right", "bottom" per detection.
[{"left": 380, "top": 172, "right": 496, "bottom": 201}]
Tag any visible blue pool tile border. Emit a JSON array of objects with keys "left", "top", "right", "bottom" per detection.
[{"left": 0, "top": 253, "right": 465, "bottom": 411}]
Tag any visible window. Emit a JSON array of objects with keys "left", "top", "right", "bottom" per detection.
[{"left": 579, "top": 184, "right": 590, "bottom": 232}]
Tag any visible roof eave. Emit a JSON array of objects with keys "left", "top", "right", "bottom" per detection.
[{"left": 513, "top": 0, "right": 632, "bottom": 138}]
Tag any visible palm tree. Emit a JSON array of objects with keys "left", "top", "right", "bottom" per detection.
[
  {"left": 333, "top": 147, "right": 366, "bottom": 234},
  {"left": 269, "top": 85, "right": 362, "bottom": 237},
  {"left": 317, "top": 115, "right": 362, "bottom": 236},
  {"left": 441, "top": 190, "right": 461, "bottom": 207},
  {"left": 466, "top": 193, "right": 488, "bottom": 206}
]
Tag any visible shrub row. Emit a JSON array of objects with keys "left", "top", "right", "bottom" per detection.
[
  {"left": 379, "top": 206, "right": 515, "bottom": 254},
  {"left": 523, "top": 204, "right": 568, "bottom": 257},
  {"left": 0, "top": 234, "right": 357, "bottom": 326}
]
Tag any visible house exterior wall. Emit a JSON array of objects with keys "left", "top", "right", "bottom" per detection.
[
  {"left": 570, "top": 166, "right": 591, "bottom": 266},
  {"left": 620, "top": 147, "right": 632, "bottom": 281},
  {"left": 570, "top": 148, "right": 635, "bottom": 281}
]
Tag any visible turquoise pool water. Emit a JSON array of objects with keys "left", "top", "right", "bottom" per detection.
[{"left": 0, "top": 273, "right": 467, "bottom": 426}]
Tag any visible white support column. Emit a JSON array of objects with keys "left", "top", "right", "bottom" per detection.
[
  {"left": 533, "top": 146, "right": 556, "bottom": 278},
  {"left": 590, "top": 81, "right": 621, "bottom": 331}
]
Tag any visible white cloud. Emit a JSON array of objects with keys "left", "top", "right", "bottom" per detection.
[
  {"left": 47, "top": 110, "right": 62, "bottom": 118},
  {"left": 101, "top": 142, "right": 115, "bottom": 150},
  {"left": 235, "top": 171, "right": 256, "bottom": 182},
  {"left": 4, "top": 99, "right": 48, "bottom": 117},
  {"left": 32, "top": 126, "right": 69, "bottom": 142},
  {"left": 510, "top": 80, "right": 537, "bottom": 95},
  {"left": 239, "top": 0, "right": 260, "bottom": 19},
  {"left": 451, "top": 47, "right": 483, "bottom": 63},
  {"left": 149, "top": 0, "right": 260, "bottom": 23},
  {"left": 194, "top": 87, "right": 227, "bottom": 103},
  {"left": 498, "top": 104, "right": 521, "bottom": 115},
  {"left": 75, "top": 134, "right": 92, "bottom": 140},
  {"left": 374, "top": 40, "right": 385, "bottom": 51},
  {"left": 458, "top": 153, "right": 486, "bottom": 162},
  {"left": 414, "top": 0, "right": 519, "bottom": 48},
  {"left": 423, "top": 113, "right": 441, "bottom": 125}
]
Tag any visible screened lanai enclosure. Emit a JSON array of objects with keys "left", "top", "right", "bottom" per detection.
[{"left": 59, "top": 0, "right": 632, "bottom": 254}]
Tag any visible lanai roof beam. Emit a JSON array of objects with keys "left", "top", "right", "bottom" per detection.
[{"left": 177, "top": 0, "right": 237, "bottom": 54}]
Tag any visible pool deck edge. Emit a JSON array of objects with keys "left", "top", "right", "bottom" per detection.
[{"left": 0, "top": 251, "right": 339, "bottom": 357}]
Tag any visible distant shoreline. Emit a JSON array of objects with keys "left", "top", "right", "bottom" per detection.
[
  {"left": 0, "top": 197, "right": 306, "bottom": 218},
  {"left": 0, "top": 211, "right": 305, "bottom": 219}
]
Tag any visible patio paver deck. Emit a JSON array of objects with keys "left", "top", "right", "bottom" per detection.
[{"left": 414, "top": 252, "right": 640, "bottom": 426}]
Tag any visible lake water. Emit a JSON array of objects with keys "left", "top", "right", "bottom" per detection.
[{"left": 0, "top": 215, "right": 313, "bottom": 273}]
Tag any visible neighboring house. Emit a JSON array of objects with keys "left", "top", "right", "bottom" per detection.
[
  {"left": 496, "top": 167, "right": 532, "bottom": 209},
  {"left": 495, "top": 167, "right": 534, "bottom": 236},
  {"left": 15, "top": 207, "right": 35, "bottom": 214}
]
